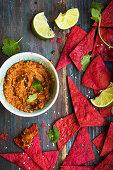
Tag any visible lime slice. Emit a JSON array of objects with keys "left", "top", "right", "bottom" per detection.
[
  {"left": 55, "top": 8, "right": 79, "bottom": 30},
  {"left": 32, "top": 12, "right": 55, "bottom": 39},
  {"left": 91, "top": 83, "right": 113, "bottom": 107}
]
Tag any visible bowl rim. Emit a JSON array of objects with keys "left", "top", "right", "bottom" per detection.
[{"left": 0, "top": 52, "right": 59, "bottom": 117}]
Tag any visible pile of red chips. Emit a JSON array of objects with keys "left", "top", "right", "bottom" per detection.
[{"left": 55, "top": 0, "right": 113, "bottom": 169}]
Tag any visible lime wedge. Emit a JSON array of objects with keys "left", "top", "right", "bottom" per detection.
[
  {"left": 91, "top": 83, "right": 113, "bottom": 107},
  {"left": 55, "top": 8, "right": 79, "bottom": 30},
  {"left": 32, "top": 12, "right": 55, "bottom": 39}
]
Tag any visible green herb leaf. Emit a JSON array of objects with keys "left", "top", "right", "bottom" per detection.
[
  {"left": 27, "top": 94, "right": 38, "bottom": 104},
  {"left": 2, "top": 37, "right": 23, "bottom": 56},
  {"left": 32, "top": 79, "right": 42, "bottom": 92},
  {"left": 90, "top": 8, "right": 101, "bottom": 22},
  {"left": 81, "top": 54, "right": 92, "bottom": 72},
  {"left": 111, "top": 107, "right": 113, "bottom": 115},
  {"left": 48, "top": 126, "right": 60, "bottom": 143},
  {"left": 91, "top": 1, "right": 104, "bottom": 12}
]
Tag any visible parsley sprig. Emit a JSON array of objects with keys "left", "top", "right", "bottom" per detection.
[
  {"left": 81, "top": 54, "right": 92, "bottom": 72},
  {"left": 90, "top": 1, "right": 113, "bottom": 49},
  {"left": 48, "top": 126, "right": 60, "bottom": 143},
  {"left": 2, "top": 37, "right": 23, "bottom": 56}
]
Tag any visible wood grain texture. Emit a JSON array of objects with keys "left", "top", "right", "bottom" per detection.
[{"left": 0, "top": 0, "right": 113, "bottom": 169}]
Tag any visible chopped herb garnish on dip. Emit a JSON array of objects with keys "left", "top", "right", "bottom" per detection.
[
  {"left": 27, "top": 94, "right": 38, "bottom": 104},
  {"left": 32, "top": 79, "right": 42, "bottom": 92}
]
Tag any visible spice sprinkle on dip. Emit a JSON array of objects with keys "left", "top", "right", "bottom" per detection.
[{"left": 3, "top": 61, "right": 52, "bottom": 113}]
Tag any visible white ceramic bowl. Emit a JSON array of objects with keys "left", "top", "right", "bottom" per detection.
[{"left": 0, "top": 52, "right": 59, "bottom": 117}]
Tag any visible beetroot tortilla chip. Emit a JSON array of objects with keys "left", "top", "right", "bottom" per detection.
[
  {"left": 99, "top": 104, "right": 113, "bottom": 118},
  {"left": 0, "top": 153, "right": 39, "bottom": 170},
  {"left": 81, "top": 56, "right": 113, "bottom": 90},
  {"left": 93, "top": 0, "right": 113, "bottom": 27},
  {"left": 69, "top": 27, "right": 96, "bottom": 71},
  {"left": 92, "top": 28, "right": 113, "bottom": 61},
  {"left": 68, "top": 76, "right": 108, "bottom": 127},
  {"left": 43, "top": 151, "right": 59, "bottom": 170},
  {"left": 56, "top": 25, "right": 87, "bottom": 71},
  {"left": 62, "top": 127, "right": 95, "bottom": 166},
  {"left": 0, "top": 151, "right": 58, "bottom": 170},
  {"left": 14, "top": 124, "right": 46, "bottom": 170},
  {"left": 54, "top": 113, "right": 80, "bottom": 151},
  {"left": 100, "top": 122, "right": 113, "bottom": 157},
  {"left": 94, "top": 150, "right": 113, "bottom": 170},
  {"left": 92, "top": 129, "right": 108, "bottom": 151},
  {"left": 60, "top": 166, "right": 94, "bottom": 170}
]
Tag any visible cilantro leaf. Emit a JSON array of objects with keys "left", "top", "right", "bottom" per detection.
[
  {"left": 2, "top": 37, "right": 23, "bottom": 56},
  {"left": 48, "top": 126, "right": 60, "bottom": 143},
  {"left": 91, "top": 1, "right": 104, "bottom": 12},
  {"left": 90, "top": 8, "right": 101, "bottom": 22},
  {"left": 81, "top": 54, "right": 92, "bottom": 72},
  {"left": 32, "top": 79, "right": 42, "bottom": 92},
  {"left": 27, "top": 94, "right": 38, "bottom": 104},
  {"left": 111, "top": 107, "right": 113, "bottom": 115}
]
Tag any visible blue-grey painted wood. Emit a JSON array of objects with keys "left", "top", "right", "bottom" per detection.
[{"left": 0, "top": 0, "right": 113, "bottom": 169}]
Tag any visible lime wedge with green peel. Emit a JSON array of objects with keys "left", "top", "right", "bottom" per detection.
[
  {"left": 91, "top": 83, "right": 113, "bottom": 107},
  {"left": 32, "top": 12, "right": 55, "bottom": 39},
  {"left": 55, "top": 8, "right": 79, "bottom": 30}
]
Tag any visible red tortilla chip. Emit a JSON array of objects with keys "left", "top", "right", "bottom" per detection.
[
  {"left": 0, "top": 153, "right": 39, "bottom": 169},
  {"left": 94, "top": 150, "right": 113, "bottom": 170},
  {"left": 56, "top": 26, "right": 87, "bottom": 71},
  {"left": 54, "top": 113, "right": 80, "bottom": 151},
  {"left": 60, "top": 166, "right": 94, "bottom": 170},
  {"left": 69, "top": 27, "right": 96, "bottom": 71},
  {"left": 92, "top": 28, "right": 113, "bottom": 61},
  {"left": 14, "top": 124, "right": 46, "bottom": 170},
  {"left": 99, "top": 104, "right": 113, "bottom": 118},
  {"left": 62, "top": 127, "right": 95, "bottom": 166},
  {"left": 100, "top": 122, "right": 113, "bottom": 157},
  {"left": 92, "top": 129, "right": 108, "bottom": 151},
  {"left": 68, "top": 76, "right": 108, "bottom": 127},
  {"left": 81, "top": 56, "right": 113, "bottom": 90},
  {"left": 0, "top": 151, "right": 58, "bottom": 170},
  {"left": 93, "top": 0, "right": 113, "bottom": 27},
  {"left": 43, "top": 151, "right": 59, "bottom": 170}
]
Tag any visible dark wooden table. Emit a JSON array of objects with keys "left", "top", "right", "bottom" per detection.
[{"left": 0, "top": 0, "right": 113, "bottom": 169}]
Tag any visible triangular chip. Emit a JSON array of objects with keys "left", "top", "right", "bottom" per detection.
[
  {"left": 81, "top": 56, "right": 113, "bottom": 90},
  {"left": 68, "top": 76, "right": 108, "bottom": 127},
  {"left": 0, "top": 153, "right": 39, "bottom": 170},
  {"left": 93, "top": 0, "right": 113, "bottom": 27},
  {"left": 99, "top": 104, "right": 113, "bottom": 118},
  {"left": 0, "top": 151, "right": 58, "bottom": 170},
  {"left": 54, "top": 113, "right": 80, "bottom": 151},
  {"left": 100, "top": 122, "right": 113, "bottom": 157},
  {"left": 92, "top": 28, "right": 113, "bottom": 61},
  {"left": 62, "top": 127, "right": 95, "bottom": 165},
  {"left": 94, "top": 150, "right": 113, "bottom": 169},
  {"left": 56, "top": 25, "right": 87, "bottom": 71},
  {"left": 69, "top": 27, "right": 96, "bottom": 71},
  {"left": 43, "top": 151, "right": 59, "bottom": 170},
  {"left": 60, "top": 166, "right": 94, "bottom": 170},
  {"left": 92, "top": 129, "right": 108, "bottom": 151},
  {"left": 14, "top": 124, "right": 46, "bottom": 170}
]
